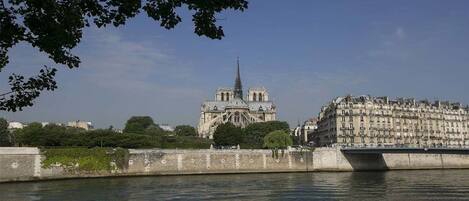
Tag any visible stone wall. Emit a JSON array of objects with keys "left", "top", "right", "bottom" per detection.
[
  {"left": 126, "top": 149, "right": 312, "bottom": 175},
  {"left": 2, "top": 147, "right": 469, "bottom": 182}
]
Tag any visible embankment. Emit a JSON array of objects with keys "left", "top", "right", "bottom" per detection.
[{"left": 2, "top": 147, "right": 469, "bottom": 182}]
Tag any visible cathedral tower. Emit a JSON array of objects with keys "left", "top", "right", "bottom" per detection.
[{"left": 233, "top": 58, "right": 243, "bottom": 99}]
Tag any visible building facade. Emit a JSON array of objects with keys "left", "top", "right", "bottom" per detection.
[
  {"left": 197, "top": 61, "right": 277, "bottom": 139},
  {"left": 292, "top": 118, "right": 318, "bottom": 144},
  {"left": 7, "top": 122, "right": 25, "bottom": 130},
  {"left": 313, "top": 95, "right": 469, "bottom": 147},
  {"left": 67, "top": 120, "right": 94, "bottom": 131}
]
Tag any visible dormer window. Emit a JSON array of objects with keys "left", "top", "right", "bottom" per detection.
[
  {"left": 259, "top": 106, "right": 264, "bottom": 111},
  {"left": 213, "top": 106, "right": 218, "bottom": 111}
]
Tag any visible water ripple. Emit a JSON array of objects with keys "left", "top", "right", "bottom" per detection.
[{"left": 1, "top": 170, "right": 469, "bottom": 200}]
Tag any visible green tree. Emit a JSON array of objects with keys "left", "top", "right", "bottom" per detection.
[
  {"left": 143, "top": 125, "right": 166, "bottom": 136},
  {"left": 0, "top": 0, "right": 248, "bottom": 112},
  {"left": 213, "top": 122, "right": 243, "bottom": 147},
  {"left": 263, "top": 130, "right": 293, "bottom": 158},
  {"left": 243, "top": 121, "right": 290, "bottom": 148},
  {"left": 16, "top": 122, "right": 43, "bottom": 146},
  {"left": 123, "top": 116, "right": 157, "bottom": 134},
  {"left": 40, "top": 124, "right": 68, "bottom": 146},
  {"left": 0, "top": 118, "right": 11, "bottom": 146},
  {"left": 174, "top": 125, "right": 197, "bottom": 137}
]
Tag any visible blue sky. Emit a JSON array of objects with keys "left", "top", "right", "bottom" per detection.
[{"left": 1, "top": 0, "right": 469, "bottom": 128}]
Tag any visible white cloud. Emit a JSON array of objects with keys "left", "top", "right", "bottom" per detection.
[{"left": 77, "top": 28, "right": 201, "bottom": 95}]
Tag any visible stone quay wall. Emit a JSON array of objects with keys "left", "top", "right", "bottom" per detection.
[{"left": 2, "top": 147, "right": 469, "bottom": 182}]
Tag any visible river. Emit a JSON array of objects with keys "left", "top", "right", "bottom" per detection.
[{"left": 1, "top": 170, "right": 469, "bottom": 200}]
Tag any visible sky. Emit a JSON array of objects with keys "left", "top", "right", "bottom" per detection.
[{"left": 1, "top": 0, "right": 469, "bottom": 129}]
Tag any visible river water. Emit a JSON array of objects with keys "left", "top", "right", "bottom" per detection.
[{"left": 1, "top": 170, "right": 469, "bottom": 201}]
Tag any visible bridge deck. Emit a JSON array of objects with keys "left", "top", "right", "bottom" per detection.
[{"left": 341, "top": 147, "right": 469, "bottom": 154}]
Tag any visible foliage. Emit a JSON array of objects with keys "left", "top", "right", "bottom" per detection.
[
  {"left": 160, "top": 136, "right": 212, "bottom": 149},
  {"left": 0, "top": 67, "right": 57, "bottom": 112},
  {"left": 41, "top": 147, "right": 129, "bottom": 172},
  {"left": 15, "top": 122, "right": 86, "bottom": 147},
  {"left": 14, "top": 122, "right": 42, "bottom": 146},
  {"left": 143, "top": 125, "right": 168, "bottom": 136},
  {"left": 0, "top": 117, "right": 11, "bottom": 146},
  {"left": 67, "top": 129, "right": 160, "bottom": 148},
  {"left": 123, "top": 116, "right": 159, "bottom": 134},
  {"left": 0, "top": 0, "right": 248, "bottom": 111},
  {"left": 174, "top": 125, "right": 197, "bottom": 137},
  {"left": 213, "top": 122, "right": 243, "bottom": 146},
  {"left": 242, "top": 121, "right": 290, "bottom": 149},
  {"left": 263, "top": 130, "right": 293, "bottom": 158},
  {"left": 14, "top": 123, "right": 210, "bottom": 149}
]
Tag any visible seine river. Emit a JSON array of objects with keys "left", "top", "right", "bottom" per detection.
[{"left": 2, "top": 170, "right": 469, "bottom": 201}]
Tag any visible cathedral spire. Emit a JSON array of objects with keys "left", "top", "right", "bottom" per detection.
[{"left": 234, "top": 57, "right": 243, "bottom": 99}]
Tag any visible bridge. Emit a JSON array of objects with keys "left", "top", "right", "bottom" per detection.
[{"left": 341, "top": 147, "right": 469, "bottom": 155}]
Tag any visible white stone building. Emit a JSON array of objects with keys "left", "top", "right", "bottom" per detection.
[
  {"left": 159, "top": 124, "right": 174, "bottom": 132},
  {"left": 197, "top": 60, "right": 277, "bottom": 139},
  {"left": 313, "top": 95, "right": 469, "bottom": 147},
  {"left": 292, "top": 118, "right": 318, "bottom": 143},
  {"left": 7, "top": 122, "right": 25, "bottom": 130},
  {"left": 67, "top": 120, "right": 94, "bottom": 130}
]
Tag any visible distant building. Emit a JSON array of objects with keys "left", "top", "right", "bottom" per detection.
[
  {"left": 67, "top": 120, "right": 94, "bottom": 130},
  {"left": 41, "top": 122, "right": 65, "bottom": 127},
  {"left": 313, "top": 95, "right": 469, "bottom": 147},
  {"left": 8, "top": 122, "right": 25, "bottom": 130},
  {"left": 197, "top": 60, "right": 277, "bottom": 139},
  {"left": 159, "top": 124, "right": 174, "bottom": 132},
  {"left": 291, "top": 118, "right": 318, "bottom": 144}
]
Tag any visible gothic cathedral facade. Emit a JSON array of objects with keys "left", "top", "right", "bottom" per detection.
[{"left": 197, "top": 60, "right": 277, "bottom": 139}]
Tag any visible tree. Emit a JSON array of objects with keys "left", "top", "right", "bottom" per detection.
[
  {"left": 123, "top": 116, "right": 158, "bottom": 134},
  {"left": 263, "top": 130, "right": 293, "bottom": 158},
  {"left": 243, "top": 121, "right": 290, "bottom": 148},
  {"left": 174, "top": 125, "right": 196, "bottom": 137},
  {"left": 213, "top": 122, "right": 243, "bottom": 147},
  {"left": 143, "top": 124, "right": 166, "bottom": 136},
  {"left": 15, "top": 122, "right": 43, "bottom": 146},
  {"left": 0, "top": 0, "right": 249, "bottom": 111},
  {"left": 0, "top": 118, "right": 11, "bottom": 146}
]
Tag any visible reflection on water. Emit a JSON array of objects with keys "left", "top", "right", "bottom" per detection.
[{"left": 2, "top": 170, "right": 469, "bottom": 200}]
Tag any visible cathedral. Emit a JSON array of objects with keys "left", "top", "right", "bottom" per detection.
[{"left": 197, "top": 60, "right": 277, "bottom": 139}]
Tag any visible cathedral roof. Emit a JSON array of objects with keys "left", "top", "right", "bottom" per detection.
[
  {"left": 226, "top": 97, "right": 249, "bottom": 109},
  {"left": 202, "top": 100, "right": 275, "bottom": 112}
]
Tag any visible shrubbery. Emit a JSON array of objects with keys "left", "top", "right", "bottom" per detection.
[
  {"left": 6, "top": 117, "right": 291, "bottom": 150},
  {"left": 41, "top": 147, "right": 129, "bottom": 172},
  {"left": 212, "top": 121, "right": 292, "bottom": 149},
  {"left": 10, "top": 122, "right": 211, "bottom": 149},
  {"left": 264, "top": 130, "right": 293, "bottom": 158}
]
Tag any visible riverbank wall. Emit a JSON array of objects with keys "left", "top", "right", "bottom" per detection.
[{"left": 2, "top": 147, "right": 469, "bottom": 182}]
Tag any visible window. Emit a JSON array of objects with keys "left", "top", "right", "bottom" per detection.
[
  {"left": 234, "top": 112, "right": 240, "bottom": 122},
  {"left": 253, "top": 93, "right": 257, "bottom": 101},
  {"left": 221, "top": 93, "right": 225, "bottom": 101},
  {"left": 258, "top": 93, "right": 263, "bottom": 101}
]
